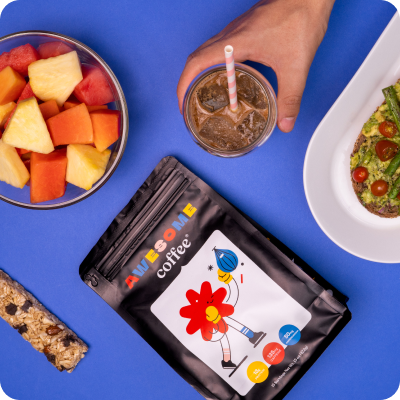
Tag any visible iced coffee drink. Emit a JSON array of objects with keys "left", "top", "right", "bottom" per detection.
[{"left": 183, "top": 64, "right": 277, "bottom": 157}]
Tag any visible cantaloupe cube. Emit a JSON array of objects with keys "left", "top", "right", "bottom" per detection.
[
  {"left": 0, "top": 102, "right": 16, "bottom": 127},
  {"left": 2, "top": 97, "right": 54, "bottom": 154},
  {"left": 0, "top": 66, "right": 26, "bottom": 105},
  {"left": 63, "top": 96, "right": 80, "bottom": 110},
  {"left": 90, "top": 110, "right": 120, "bottom": 152},
  {"left": 66, "top": 144, "right": 110, "bottom": 190},
  {"left": 0, "top": 139, "right": 30, "bottom": 188},
  {"left": 88, "top": 105, "right": 108, "bottom": 112},
  {"left": 28, "top": 51, "right": 83, "bottom": 107},
  {"left": 39, "top": 100, "right": 60, "bottom": 120},
  {"left": 30, "top": 149, "right": 68, "bottom": 203},
  {"left": 47, "top": 103, "right": 93, "bottom": 146}
]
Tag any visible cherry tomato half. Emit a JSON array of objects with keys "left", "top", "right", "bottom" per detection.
[
  {"left": 375, "top": 140, "right": 399, "bottom": 161},
  {"left": 352, "top": 166, "right": 369, "bottom": 183},
  {"left": 379, "top": 121, "right": 398, "bottom": 138},
  {"left": 397, "top": 192, "right": 400, "bottom": 201},
  {"left": 371, "top": 180, "right": 388, "bottom": 196}
]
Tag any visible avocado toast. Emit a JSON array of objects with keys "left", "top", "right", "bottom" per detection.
[{"left": 350, "top": 80, "right": 400, "bottom": 218}]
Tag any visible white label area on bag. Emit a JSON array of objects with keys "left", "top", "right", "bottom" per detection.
[{"left": 151, "top": 230, "right": 311, "bottom": 396}]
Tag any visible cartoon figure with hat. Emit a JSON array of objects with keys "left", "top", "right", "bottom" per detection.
[{"left": 179, "top": 247, "right": 266, "bottom": 370}]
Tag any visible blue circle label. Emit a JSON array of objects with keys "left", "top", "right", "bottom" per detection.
[{"left": 279, "top": 325, "right": 301, "bottom": 346}]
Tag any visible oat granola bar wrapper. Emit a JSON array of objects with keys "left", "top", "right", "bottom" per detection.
[{"left": 0, "top": 270, "right": 87, "bottom": 372}]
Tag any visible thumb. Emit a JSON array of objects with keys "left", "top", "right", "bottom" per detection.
[{"left": 276, "top": 64, "right": 309, "bottom": 133}]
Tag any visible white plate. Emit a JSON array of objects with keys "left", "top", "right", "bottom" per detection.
[{"left": 304, "top": 13, "right": 400, "bottom": 263}]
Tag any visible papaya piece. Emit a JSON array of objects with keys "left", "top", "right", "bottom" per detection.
[
  {"left": 63, "top": 96, "right": 80, "bottom": 110},
  {"left": 0, "top": 102, "right": 16, "bottom": 127},
  {"left": 0, "top": 66, "right": 26, "bottom": 105},
  {"left": 47, "top": 103, "right": 93, "bottom": 146},
  {"left": 88, "top": 105, "right": 108, "bottom": 113},
  {"left": 90, "top": 110, "right": 120, "bottom": 152},
  {"left": 39, "top": 100, "right": 60, "bottom": 120},
  {"left": 30, "top": 148, "right": 68, "bottom": 203}
]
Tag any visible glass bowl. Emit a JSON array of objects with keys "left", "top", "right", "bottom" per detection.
[
  {"left": 183, "top": 63, "right": 277, "bottom": 157},
  {"left": 0, "top": 31, "right": 129, "bottom": 209}
]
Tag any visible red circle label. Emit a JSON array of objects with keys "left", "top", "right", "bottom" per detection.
[{"left": 263, "top": 342, "right": 285, "bottom": 365}]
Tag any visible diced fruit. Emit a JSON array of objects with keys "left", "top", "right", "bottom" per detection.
[
  {"left": 2, "top": 97, "right": 54, "bottom": 154},
  {"left": 90, "top": 110, "right": 120, "bottom": 152},
  {"left": 63, "top": 96, "right": 80, "bottom": 110},
  {"left": 64, "top": 99, "right": 108, "bottom": 113},
  {"left": 0, "top": 102, "right": 16, "bottom": 127},
  {"left": 17, "top": 148, "right": 31, "bottom": 156},
  {"left": 47, "top": 103, "right": 93, "bottom": 146},
  {"left": 88, "top": 105, "right": 108, "bottom": 112},
  {"left": 23, "top": 159, "right": 31, "bottom": 186},
  {"left": 0, "top": 66, "right": 26, "bottom": 105},
  {"left": 30, "top": 149, "right": 67, "bottom": 203},
  {"left": 66, "top": 144, "right": 111, "bottom": 190},
  {"left": 39, "top": 100, "right": 60, "bottom": 120},
  {"left": 0, "top": 139, "right": 30, "bottom": 188},
  {"left": 29, "top": 51, "right": 83, "bottom": 106},
  {"left": 0, "top": 44, "right": 41, "bottom": 76},
  {"left": 74, "top": 65, "right": 114, "bottom": 106},
  {"left": 37, "top": 42, "right": 73, "bottom": 59},
  {"left": 19, "top": 82, "right": 37, "bottom": 101},
  {"left": 4, "top": 83, "right": 38, "bottom": 129}
]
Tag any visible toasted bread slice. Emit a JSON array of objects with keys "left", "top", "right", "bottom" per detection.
[{"left": 350, "top": 88, "right": 400, "bottom": 218}]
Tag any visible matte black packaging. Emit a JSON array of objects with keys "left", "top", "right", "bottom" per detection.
[{"left": 80, "top": 156, "right": 351, "bottom": 400}]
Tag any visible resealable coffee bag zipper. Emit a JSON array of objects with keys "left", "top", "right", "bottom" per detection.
[{"left": 80, "top": 156, "right": 351, "bottom": 400}]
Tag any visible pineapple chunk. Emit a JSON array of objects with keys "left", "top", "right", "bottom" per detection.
[
  {"left": 2, "top": 97, "right": 54, "bottom": 154},
  {"left": 0, "top": 139, "right": 30, "bottom": 188},
  {"left": 28, "top": 51, "right": 83, "bottom": 107},
  {"left": 0, "top": 102, "right": 16, "bottom": 128},
  {"left": 66, "top": 144, "right": 111, "bottom": 190}
]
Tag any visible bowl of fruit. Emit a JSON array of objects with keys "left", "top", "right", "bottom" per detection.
[{"left": 0, "top": 31, "right": 128, "bottom": 209}]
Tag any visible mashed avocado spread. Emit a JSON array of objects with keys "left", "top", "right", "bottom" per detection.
[{"left": 351, "top": 82, "right": 400, "bottom": 210}]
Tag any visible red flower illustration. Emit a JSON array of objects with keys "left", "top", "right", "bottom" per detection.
[{"left": 180, "top": 281, "right": 234, "bottom": 341}]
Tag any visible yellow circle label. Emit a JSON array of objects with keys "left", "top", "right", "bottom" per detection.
[{"left": 247, "top": 361, "right": 269, "bottom": 383}]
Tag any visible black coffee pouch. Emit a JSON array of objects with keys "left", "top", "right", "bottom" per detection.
[{"left": 80, "top": 156, "right": 351, "bottom": 400}]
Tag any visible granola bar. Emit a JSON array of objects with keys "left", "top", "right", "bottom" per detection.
[{"left": 0, "top": 270, "right": 88, "bottom": 372}]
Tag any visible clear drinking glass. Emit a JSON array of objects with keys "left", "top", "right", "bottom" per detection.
[
  {"left": 183, "top": 63, "right": 277, "bottom": 157},
  {"left": 0, "top": 31, "right": 129, "bottom": 210}
]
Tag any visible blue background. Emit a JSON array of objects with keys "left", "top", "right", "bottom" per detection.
[{"left": 0, "top": 0, "right": 398, "bottom": 399}]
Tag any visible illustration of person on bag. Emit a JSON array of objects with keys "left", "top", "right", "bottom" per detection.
[{"left": 179, "top": 247, "right": 266, "bottom": 370}]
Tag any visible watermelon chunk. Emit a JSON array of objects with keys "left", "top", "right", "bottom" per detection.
[
  {"left": 30, "top": 148, "right": 67, "bottom": 203},
  {"left": 0, "top": 44, "right": 40, "bottom": 76},
  {"left": 37, "top": 42, "right": 73, "bottom": 59},
  {"left": 74, "top": 65, "right": 114, "bottom": 106}
]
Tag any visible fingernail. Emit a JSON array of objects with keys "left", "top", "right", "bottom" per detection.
[{"left": 280, "top": 117, "right": 295, "bottom": 132}]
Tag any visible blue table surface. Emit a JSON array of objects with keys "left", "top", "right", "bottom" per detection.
[{"left": 0, "top": 0, "right": 398, "bottom": 399}]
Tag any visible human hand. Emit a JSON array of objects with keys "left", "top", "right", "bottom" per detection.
[{"left": 177, "top": 0, "right": 335, "bottom": 132}]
